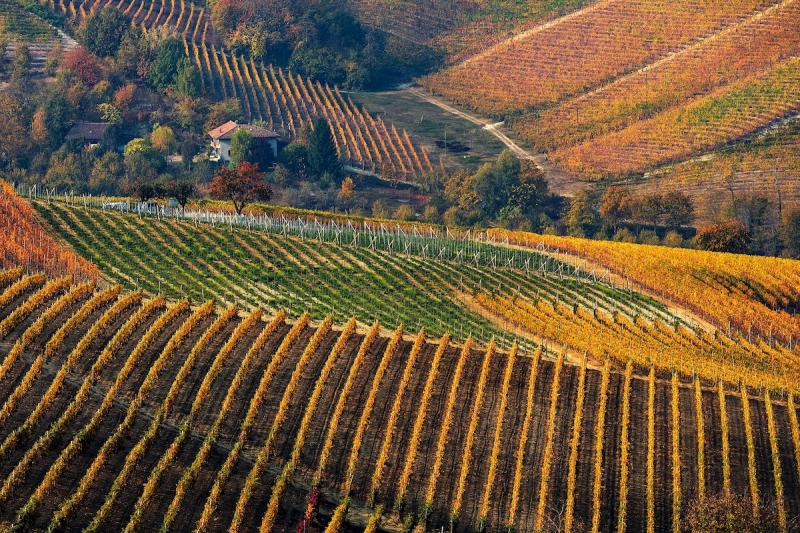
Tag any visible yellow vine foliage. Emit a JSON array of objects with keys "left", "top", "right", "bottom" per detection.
[
  {"left": 396, "top": 333, "right": 451, "bottom": 510},
  {"left": 671, "top": 373, "right": 681, "bottom": 533},
  {"left": 343, "top": 326, "right": 403, "bottom": 498},
  {"left": 0, "top": 284, "right": 115, "bottom": 428},
  {"left": 695, "top": 377, "right": 706, "bottom": 502},
  {"left": 124, "top": 307, "right": 239, "bottom": 533},
  {"left": 0, "top": 276, "right": 72, "bottom": 343},
  {"left": 370, "top": 330, "right": 426, "bottom": 505},
  {"left": 452, "top": 340, "right": 496, "bottom": 520},
  {"left": 590, "top": 358, "right": 611, "bottom": 533},
  {"left": 0, "top": 267, "right": 23, "bottom": 287},
  {"left": 324, "top": 498, "right": 350, "bottom": 533},
  {"left": 480, "top": 343, "right": 517, "bottom": 526},
  {"left": 764, "top": 391, "right": 786, "bottom": 530},
  {"left": 256, "top": 319, "right": 357, "bottom": 533},
  {"left": 564, "top": 354, "right": 587, "bottom": 532},
  {"left": 490, "top": 228, "right": 800, "bottom": 349},
  {"left": 186, "top": 310, "right": 303, "bottom": 533},
  {"left": 741, "top": 383, "right": 759, "bottom": 517},
  {"left": 617, "top": 360, "right": 633, "bottom": 533},
  {"left": 0, "top": 293, "right": 152, "bottom": 503},
  {"left": 65, "top": 302, "right": 216, "bottom": 532},
  {"left": 788, "top": 394, "right": 800, "bottom": 488},
  {"left": 315, "top": 322, "right": 380, "bottom": 487},
  {"left": 534, "top": 350, "right": 566, "bottom": 532},
  {"left": 718, "top": 381, "right": 731, "bottom": 496},
  {"left": 425, "top": 338, "right": 474, "bottom": 510},
  {"left": 0, "top": 273, "right": 46, "bottom": 312},
  {"left": 647, "top": 366, "right": 656, "bottom": 533},
  {"left": 0, "top": 280, "right": 92, "bottom": 387},
  {"left": 13, "top": 297, "right": 174, "bottom": 523}
]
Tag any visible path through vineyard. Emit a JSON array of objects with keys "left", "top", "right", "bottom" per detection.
[{"left": 406, "top": 87, "right": 584, "bottom": 194}]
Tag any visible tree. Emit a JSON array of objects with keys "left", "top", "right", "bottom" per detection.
[
  {"left": 278, "top": 143, "right": 309, "bottom": 180},
  {"left": 148, "top": 37, "right": 184, "bottom": 90},
  {"left": 11, "top": 43, "right": 31, "bottom": 84},
  {"left": 394, "top": 204, "right": 414, "bottom": 221},
  {"left": 0, "top": 94, "right": 27, "bottom": 169},
  {"left": 89, "top": 151, "right": 124, "bottom": 194},
  {"left": 781, "top": 209, "right": 800, "bottom": 258},
  {"left": 31, "top": 110, "right": 49, "bottom": 146},
  {"left": 124, "top": 138, "right": 165, "bottom": 193},
  {"left": 565, "top": 189, "right": 599, "bottom": 234},
  {"left": 174, "top": 58, "right": 201, "bottom": 98},
  {"left": 83, "top": 8, "right": 128, "bottom": 57},
  {"left": 38, "top": 90, "right": 73, "bottom": 148},
  {"left": 98, "top": 103, "right": 122, "bottom": 124},
  {"left": 599, "top": 187, "right": 632, "bottom": 229},
  {"left": 165, "top": 180, "right": 195, "bottom": 208},
  {"left": 150, "top": 125, "right": 176, "bottom": 153},
  {"left": 661, "top": 191, "right": 694, "bottom": 228},
  {"left": 229, "top": 128, "right": 253, "bottom": 167},
  {"left": 45, "top": 151, "right": 86, "bottom": 191},
  {"left": 209, "top": 162, "right": 272, "bottom": 214},
  {"left": 696, "top": 220, "right": 751, "bottom": 253},
  {"left": 61, "top": 47, "right": 102, "bottom": 85},
  {"left": 205, "top": 99, "right": 242, "bottom": 132},
  {"left": 472, "top": 150, "right": 520, "bottom": 218},
  {"left": 307, "top": 118, "right": 341, "bottom": 180}
]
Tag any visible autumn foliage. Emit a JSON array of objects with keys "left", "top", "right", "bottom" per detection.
[
  {"left": 0, "top": 181, "right": 97, "bottom": 280},
  {"left": 209, "top": 162, "right": 272, "bottom": 215}
]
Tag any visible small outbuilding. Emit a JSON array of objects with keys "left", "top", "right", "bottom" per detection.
[
  {"left": 208, "top": 121, "right": 280, "bottom": 163},
  {"left": 65, "top": 122, "right": 112, "bottom": 147}
]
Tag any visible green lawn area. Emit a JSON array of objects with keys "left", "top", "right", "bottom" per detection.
[{"left": 350, "top": 88, "right": 508, "bottom": 172}]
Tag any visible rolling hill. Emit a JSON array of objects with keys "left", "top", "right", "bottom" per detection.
[
  {"left": 420, "top": 0, "right": 800, "bottom": 212},
  {"left": 1, "top": 268, "right": 800, "bottom": 531}
]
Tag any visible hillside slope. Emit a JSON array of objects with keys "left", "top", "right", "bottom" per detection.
[
  {"left": 1, "top": 272, "right": 799, "bottom": 531},
  {"left": 23, "top": 192, "right": 800, "bottom": 391},
  {"left": 39, "top": 0, "right": 434, "bottom": 180},
  {"left": 421, "top": 0, "right": 800, "bottom": 194}
]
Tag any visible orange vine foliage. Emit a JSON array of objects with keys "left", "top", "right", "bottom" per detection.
[{"left": 0, "top": 182, "right": 98, "bottom": 281}]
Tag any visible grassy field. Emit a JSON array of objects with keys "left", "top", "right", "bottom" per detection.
[{"left": 350, "top": 88, "right": 509, "bottom": 171}]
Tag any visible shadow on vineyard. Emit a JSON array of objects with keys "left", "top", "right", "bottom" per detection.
[{"left": 1, "top": 274, "right": 800, "bottom": 531}]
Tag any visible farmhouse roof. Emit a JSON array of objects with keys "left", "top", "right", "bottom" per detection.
[
  {"left": 207, "top": 121, "right": 279, "bottom": 140},
  {"left": 65, "top": 122, "right": 112, "bottom": 142}
]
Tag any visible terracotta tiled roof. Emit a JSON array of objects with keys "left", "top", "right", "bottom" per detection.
[
  {"left": 207, "top": 120, "right": 238, "bottom": 139},
  {"left": 207, "top": 121, "right": 279, "bottom": 140}
]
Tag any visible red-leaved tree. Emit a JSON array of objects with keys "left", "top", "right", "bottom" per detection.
[{"left": 209, "top": 162, "right": 272, "bottom": 215}]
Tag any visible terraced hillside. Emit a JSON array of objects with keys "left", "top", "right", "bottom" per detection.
[
  {"left": 624, "top": 120, "right": 800, "bottom": 222},
  {"left": 48, "top": 0, "right": 219, "bottom": 43},
  {"left": 181, "top": 39, "right": 434, "bottom": 178},
  {"left": 491, "top": 228, "right": 800, "bottom": 354},
  {"left": 41, "top": 0, "right": 434, "bottom": 180},
  {"left": 423, "top": 0, "right": 781, "bottom": 114},
  {"left": 25, "top": 195, "right": 800, "bottom": 391},
  {"left": 32, "top": 197, "right": 672, "bottom": 352},
  {"left": 349, "top": 0, "right": 593, "bottom": 62},
  {"left": 1, "top": 272, "right": 800, "bottom": 531},
  {"left": 422, "top": 0, "right": 800, "bottom": 182},
  {"left": 0, "top": 0, "right": 78, "bottom": 79}
]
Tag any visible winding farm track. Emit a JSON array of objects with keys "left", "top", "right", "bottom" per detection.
[{"left": 405, "top": 87, "right": 584, "bottom": 193}]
